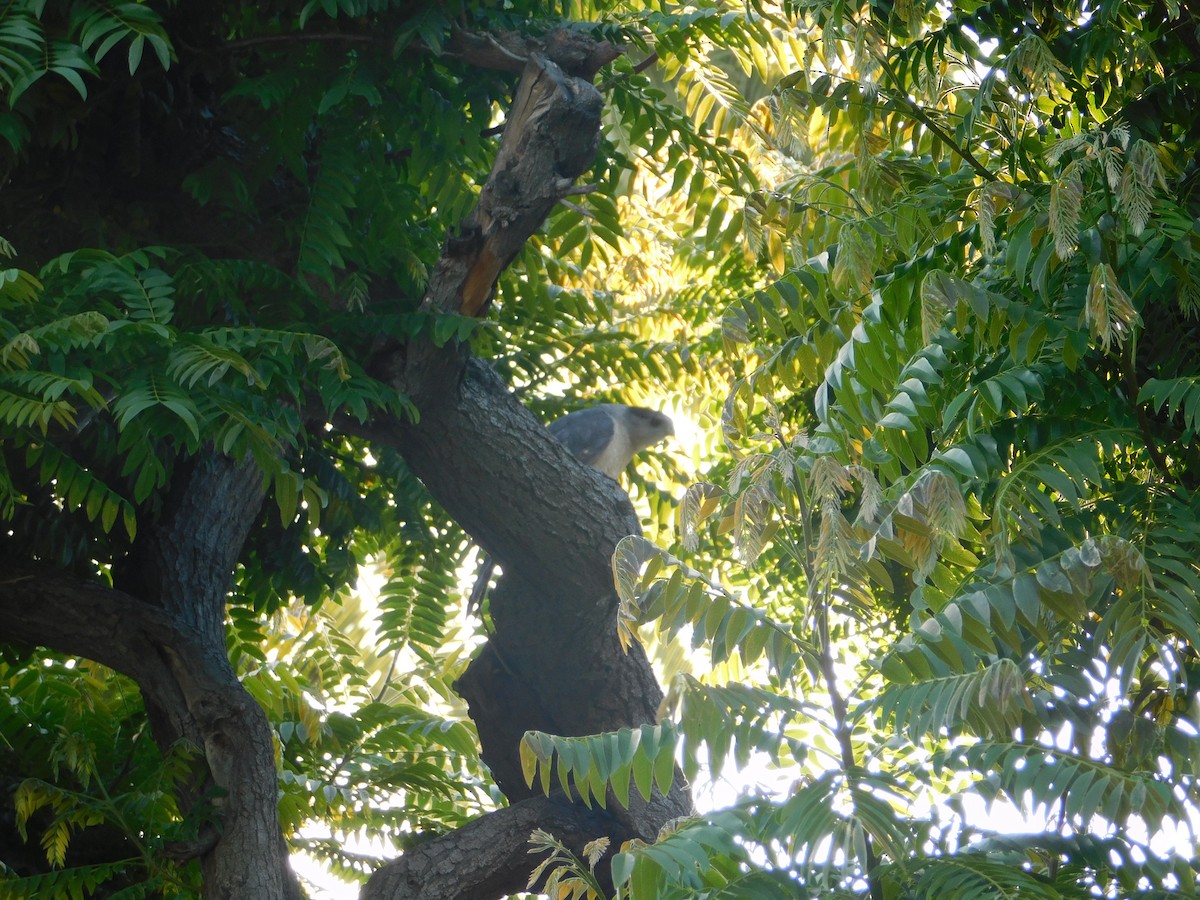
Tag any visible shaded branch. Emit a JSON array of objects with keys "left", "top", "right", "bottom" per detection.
[
  {"left": 631, "top": 51, "right": 659, "bottom": 74},
  {"left": 447, "top": 28, "right": 621, "bottom": 80},
  {"left": 0, "top": 561, "right": 180, "bottom": 676},
  {"left": 363, "top": 796, "right": 626, "bottom": 900},
  {"left": 224, "top": 32, "right": 387, "bottom": 51},
  {"left": 345, "top": 360, "right": 637, "bottom": 607}
]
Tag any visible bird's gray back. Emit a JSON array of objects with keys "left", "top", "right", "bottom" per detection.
[{"left": 547, "top": 406, "right": 619, "bottom": 469}]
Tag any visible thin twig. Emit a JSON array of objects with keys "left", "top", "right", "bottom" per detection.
[
  {"left": 632, "top": 51, "right": 659, "bottom": 74},
  {"left": 1122, "top": 337, "right": 1172, "bottom": 479},
  {"left": 557, "top": 199, "right": 595, "bottom": 219},
  {"left": 869, "top": 50, "right": 996, "bottom": 183},
  {"left": 225, "top": 32, "right": 387, "bottom": 51},
  {"left": 782, "top": 435, "right": 884, "bottom": 900}
]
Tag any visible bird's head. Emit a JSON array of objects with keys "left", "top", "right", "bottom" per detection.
[{"left": 622, "top": 406, "right": 674, "bottom": 451}]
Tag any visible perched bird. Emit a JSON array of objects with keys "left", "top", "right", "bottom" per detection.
[
  {"left": 547, "top": 404, "right": 675, "bottom": 479},
  {"left": 468, "top": 404, "right": 674, "bottom": 613}
]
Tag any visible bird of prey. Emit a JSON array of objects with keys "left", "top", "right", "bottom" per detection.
[
  {"left": 468, "top": 403, "right": 674, "bottom": 613},
  {"left": 547, "top": 404, "right": 675, "bottom": 479}
]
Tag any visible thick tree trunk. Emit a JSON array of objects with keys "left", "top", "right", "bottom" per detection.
[
  {"left": 0, "top": 453, "right": 302, "bottom": 900},
  {"left": 119, "top": 453, "right": 299, "bottom": 899}
]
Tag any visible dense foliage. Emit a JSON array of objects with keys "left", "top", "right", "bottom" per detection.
[{"left": 2, "top": 1, "right": 1199, "bottom": 898}]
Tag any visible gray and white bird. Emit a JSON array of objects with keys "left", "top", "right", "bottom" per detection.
[
  {"left": 468, "top": 403, "right": 674, "bottom": 612},
  {"left": 547, "top": 404, "right": 675, "bottom": 479}
]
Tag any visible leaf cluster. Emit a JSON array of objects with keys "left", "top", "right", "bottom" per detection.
[{"left": 515, "top": 1, "right": 1200, "bottom": 896}]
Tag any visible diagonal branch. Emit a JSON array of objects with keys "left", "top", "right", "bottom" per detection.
[
  {"left": 354, "top": 30, "right": 692, "bottom": 899},
  {"left": 407, "top": 47, "right": 606, "bottom": 332}
]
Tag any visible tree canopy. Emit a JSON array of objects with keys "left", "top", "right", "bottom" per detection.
[{"left": 1, "top": 1, "right": 1199, "bottom": 898}]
